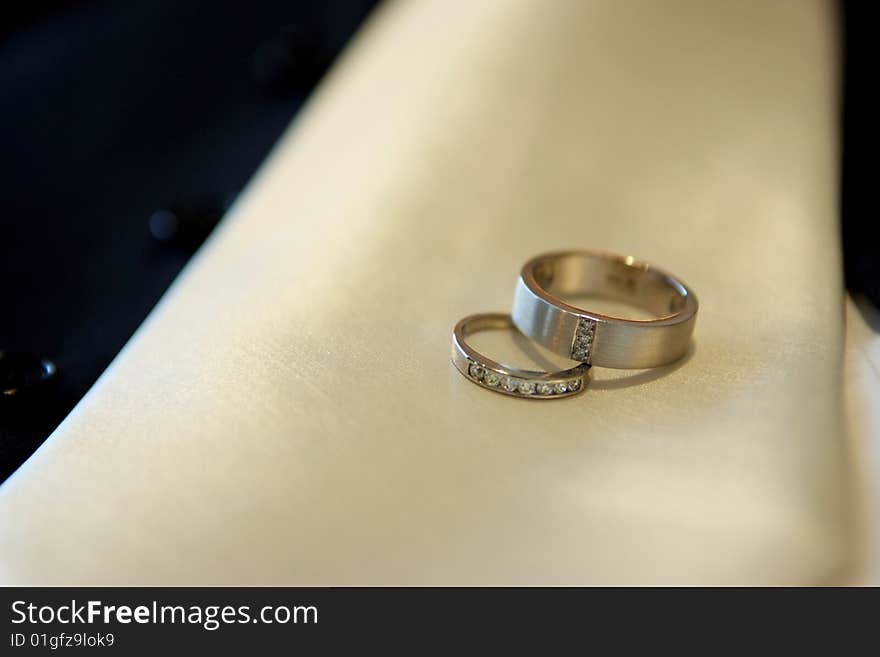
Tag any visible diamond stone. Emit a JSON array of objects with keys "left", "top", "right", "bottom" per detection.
[
  {"left": 571, "top": 318, "right": 596, "bottom": 361},
  {"left": 484, "top": 371, "right": 501, "bottom": 386},
  {"left": 567, "top": 379, "right": 581, "bottom": 391},
  {"left": 502, "top": 376, "right": 518, "bottom": 392},
  {"left": 468, "top": 363, "right": 485, "bottom": 380},
  {"left": 553, "top": 382, "right": 568, "bottom": 394},
  {"left": 536, "top": 382, "right": 553, "bottom": 395},
  {"left": 518, "top": 381, "right": 536, "bottom": 395}
]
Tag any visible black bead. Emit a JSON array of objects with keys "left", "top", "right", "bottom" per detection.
[
  {"left": 0, "top": 350, "right": 57, "bottom": 399},
  {"left": 148, "top": 195, "right": 232, "bottom": 252}
]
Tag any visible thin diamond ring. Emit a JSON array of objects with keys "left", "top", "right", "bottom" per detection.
[{"left": 451, "top": 313, "right": 590, "bottom": 399}]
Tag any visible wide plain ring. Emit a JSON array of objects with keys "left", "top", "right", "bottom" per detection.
[
  {"left": 451, "top": 313, "right": 590, "bottom": 398},
  {"left": 512, "top": 249, "right": 698, "bottom": 369}
]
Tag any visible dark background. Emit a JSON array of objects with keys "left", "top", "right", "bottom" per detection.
[
  {"left": 0, "top": 1, "right": 874, "bottom": 483},
  {"left": 0, "top": 0, "right": 377, "bottom": 481}
]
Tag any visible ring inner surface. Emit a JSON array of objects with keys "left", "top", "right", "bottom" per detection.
[
  {"left": 460, "top": 315, "right": 581, "bottom": 373},
  {"left": 460, "top": 314, "right": 513, "bottom": 336},
  {"left": 532, "top": 253, "right": 687, "bottom": 317}
]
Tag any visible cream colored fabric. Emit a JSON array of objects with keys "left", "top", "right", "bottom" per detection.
[{"left": 0, "top": 0, "right": 853, "bottom": 584}]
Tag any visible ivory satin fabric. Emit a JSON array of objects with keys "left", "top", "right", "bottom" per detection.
[{"left": 0, "top": 0, "right": 854, "bottom": 584}]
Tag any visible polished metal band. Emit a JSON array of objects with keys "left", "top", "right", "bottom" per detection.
[
  {"left": 512, "top": 249, "right": 698, "bottom": 369},
  {"left": 451, "top": 313, "right": 590, "bottom": 398}
]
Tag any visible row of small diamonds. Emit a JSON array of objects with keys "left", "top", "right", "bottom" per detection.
[
  {"left": 468, "top": 361, "right": 581, "bottom": 396},
  {"left": 570, "top": 318, "right": 596, "bottom": 361}
]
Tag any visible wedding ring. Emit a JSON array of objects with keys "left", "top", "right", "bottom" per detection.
[
  {"left": 512, "top": 249, "right": 697, "bottom": 369},
  {"left": 451, "top": 313, "right": 590, "bottom": 398}
]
